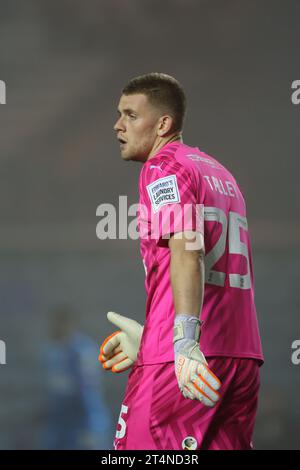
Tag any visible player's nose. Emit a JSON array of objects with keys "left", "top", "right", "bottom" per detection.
[{"left": 113, "top": 117, "right": 125, "bottom": 132}]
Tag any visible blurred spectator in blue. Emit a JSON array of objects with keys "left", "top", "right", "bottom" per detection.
[{"left": 41, "top": 306, "right": 112, "bottom": 449}]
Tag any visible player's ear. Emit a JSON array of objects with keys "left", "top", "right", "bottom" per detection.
[{"left": 157, "top": 114, "right": 173, "bottom": 137}]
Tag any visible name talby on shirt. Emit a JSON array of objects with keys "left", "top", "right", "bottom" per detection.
[{"left": 203, "top": 175, "right": 238, "bottom": 198}]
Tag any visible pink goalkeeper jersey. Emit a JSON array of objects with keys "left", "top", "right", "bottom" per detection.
[{"left": 136, "top": 141, "right": 264, "bottom": 366}]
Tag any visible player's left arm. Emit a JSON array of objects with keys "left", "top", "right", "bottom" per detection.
[{"left": 169, "top": 231, "right": 222, "bottom": 406}]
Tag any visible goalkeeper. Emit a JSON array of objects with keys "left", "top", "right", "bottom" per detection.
[{"left": 99, "top": 73, "right": 263, "bottom": 450}]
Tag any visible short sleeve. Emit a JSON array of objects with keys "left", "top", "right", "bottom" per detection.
[{"left": 139, "top": 160, "right": 204, "bottom": 247}]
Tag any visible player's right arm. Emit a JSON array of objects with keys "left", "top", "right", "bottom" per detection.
[{"left": 99, "top": 312, "right": 143, "bottom": 373}]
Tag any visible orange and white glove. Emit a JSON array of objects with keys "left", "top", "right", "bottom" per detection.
[
  {"left": 174, "top": 314, "right": 221, "bottom": 407},
  {"left": 98, "top": 312, "right": 143, "bottom": 373}
]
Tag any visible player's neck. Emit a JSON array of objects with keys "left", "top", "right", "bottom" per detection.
[{"left": 148, "top": 134, "right": 183, "bottom": 160}]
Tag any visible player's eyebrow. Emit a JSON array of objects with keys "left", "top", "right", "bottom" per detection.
[{"left": 117, "top": 108, "right": 137, "bottom": 116}]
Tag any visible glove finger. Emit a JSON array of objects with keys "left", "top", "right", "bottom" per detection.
[
  {"left": 112, "top": 356, "right": 134, "bottom": 373},
  {"left": 107, "top": 312, "right": 132, "bottom": 331},
  {"left": 191, "top": 381, "right": 216, "bottom": 407},
  {"left": 182, "top": 383, "right": 196, "bottom": 400},
  {"left": 183, "top": 381, "right": 214, "bottom": 406},
  {"left": 100, "top": 331, "right": 122, "bottom": 356},
  {"left": 197, "top": 363, "right": 222, "bottom": 391},
  {"left": 192, "top": 374, "right": 220, "bottom": 403},
  {"left": 99, "top": 345, "right": 122, "bottom": 363},
  {"left": 101, "top": 351, "right": 128, "bottom": 369}
]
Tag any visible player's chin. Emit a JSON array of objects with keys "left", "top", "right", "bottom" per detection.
[
  {"left": 120, "top": 151, "right": 131, "bottom": 161},
  {"left": 120, "top": 149, "right": 135, "bottom": 161}
]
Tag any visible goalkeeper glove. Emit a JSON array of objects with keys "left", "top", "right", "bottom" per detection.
[
  {"left": 98, "top": 311, "right": 143, "bottom": 373},
  {"left": 174, "top": 314, "right": 221, "bottom": 407}
]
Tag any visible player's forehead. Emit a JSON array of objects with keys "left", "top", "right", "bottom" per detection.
[{"left": 117, "top": 93, "right": 150, "bottom": 113}]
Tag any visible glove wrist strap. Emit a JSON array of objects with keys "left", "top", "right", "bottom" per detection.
[{"left": 173, "top": 314, "right": 202, "bottom": 344}]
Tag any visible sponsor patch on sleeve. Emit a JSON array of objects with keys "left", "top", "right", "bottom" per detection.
[{"left": 146, "top": 174, "right": 180, "bottom": 213}]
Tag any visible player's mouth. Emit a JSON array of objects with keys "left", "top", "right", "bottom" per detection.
[{"left": 118, "top": 137, "right": 127, "bottom": 148}]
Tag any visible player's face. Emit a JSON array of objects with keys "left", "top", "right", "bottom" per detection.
[{"left": 114, "top": 93, "right": 161, "bottom": 162}]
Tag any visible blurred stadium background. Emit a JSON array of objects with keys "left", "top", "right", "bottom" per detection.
[{"left": 0, "top": 0, "right": 299, "bottom": 449}]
